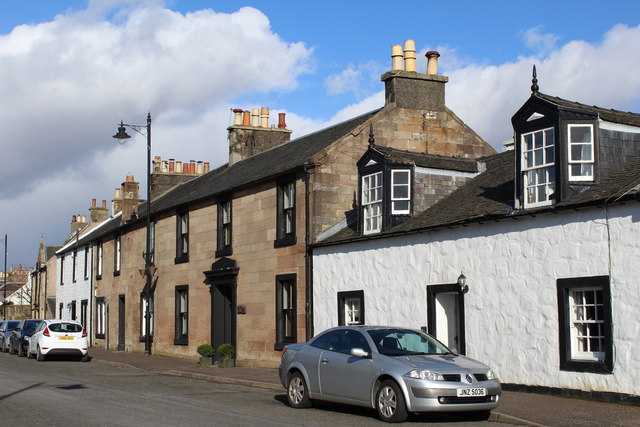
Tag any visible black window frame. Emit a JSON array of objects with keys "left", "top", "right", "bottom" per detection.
[
  {"left": 70, "top": 300, "right": 77, "bottom": 321},
  {"left": 557, "top": 275, "right": 613, "bottom": 373},
  {"left": 174, "top": 285, "right": 189, "bottom": 345},
  {"left": 113, "top": 235, "right": 121, "bottom": 276},
  {"left": 60, "top": 256, "right": 65, "bottom": 286},
  {"left": 72, "top": 249, "right": 78, "bottom": 283},
  {"left": 95, "top": 296, "right": 106, "bottom": 339},
  {"left": 216, "top": 199, "right": 233, "bottom": 257},
  {"left": 274, "top": 178, "right": 296, "bottom": 248},
  {"left": 80, "top": 299, "right": 88, "bottom": 330},
  {"left": 149, "top": 220, "right": 155, "bottom": 266},
  {"left": 275, "top": 273, "right": 297, "bottom": 350},
  {"left": 175, "top": 210, "right": 189, "bottom": 264},
  {"left": 338, "top": 290, "right": 365, "bottom": 326},
  {"left": 83, "top": 245, "right": 90, "bottom": 280},
  {"left": 95, "top": 242, "right": 103, "bottom": 280}
]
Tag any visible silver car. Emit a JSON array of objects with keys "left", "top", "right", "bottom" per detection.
[{"left": 279, "top": 326, "right": 501, "bottom": 423}]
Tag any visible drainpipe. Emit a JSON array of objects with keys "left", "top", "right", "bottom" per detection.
[{"left": 304, "top": 162, "right": 315, "bottom": 341}]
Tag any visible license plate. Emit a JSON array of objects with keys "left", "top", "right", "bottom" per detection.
[
  {"left": 58, "top": 337, "right": 74, "bottom": 340},
  {"left": 457, "top": 388, "right": 486, "bottom": 397}
]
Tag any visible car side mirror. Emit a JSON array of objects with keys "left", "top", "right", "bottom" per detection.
[{"left": 350, "top": 348, "right": 371, "bottom": 359}]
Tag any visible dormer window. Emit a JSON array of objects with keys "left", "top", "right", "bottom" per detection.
[
  {"left": 568, "top": 124, "right": 594, "bottom": 181},
  {"left": 522, "top": 127, "right": 555, "bottom": 207},
  {"left": 362, "top": 172, "right": 382, "bottom": 234}
]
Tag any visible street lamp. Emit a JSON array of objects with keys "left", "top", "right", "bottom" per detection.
[
  {"left": 2, "top": 234, "right": 7, "bottom": 321},
  {"left": 113, "top": 113, "right": 153, "bottom": 356}
]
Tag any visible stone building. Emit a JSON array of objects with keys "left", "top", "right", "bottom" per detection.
[
  {"left": 89, "top": 40, "right": 495, "bottom": 367},
  {"left": 31, "top": 236, "right": 61, "bottom": 319}
]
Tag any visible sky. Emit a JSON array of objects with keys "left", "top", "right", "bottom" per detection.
[{"left": 1, "top": 0, "right": 640, "bottom": 268}]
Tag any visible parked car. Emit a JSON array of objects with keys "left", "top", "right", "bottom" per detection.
[
  {"left": 279, "top": 326, "right": 501, "bottom": 423},
  {"left": 0, "top": 320, "right": 20, "bottom": 352},
  {"left": 8, "top": 319, "right": 42, "bottom": 357},
  {"left": 27, "top": 319, "right": 89, "bottom": 362}
]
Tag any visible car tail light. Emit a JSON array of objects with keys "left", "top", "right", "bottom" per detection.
[
  {"left": 43, "top": 327, "right": 50, "bottom": 337},
  {"left": 82, "top": 330, "right": 87, "bottom": 338},
  {"left": 281, "top": 348, "right": 288, "bottom": 359}
]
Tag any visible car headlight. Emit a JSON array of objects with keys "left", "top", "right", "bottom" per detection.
[
  {"left": 486, "top": 369, "right": 497, "bottom": 380},
  {"left": 405, "top": 369, "right": 445, "bottom": 381}
]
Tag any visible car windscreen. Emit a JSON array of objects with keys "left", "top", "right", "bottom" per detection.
[
  {"left": 48, "top": 323, "right": 83, "bottom": 333},
  {"left": 367, "top": 329, "right": 452, "bottom": 356},
  {"left": 7, "top": 321, "right": 19, "bottom": 329}
]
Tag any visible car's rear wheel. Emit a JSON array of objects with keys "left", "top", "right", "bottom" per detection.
[
  {"left": 375, "top": 379, "right": 408, "bottom": 423},
  {"left": 286, "top": 371, "right": 312, "bottom": 408},
  {"left": 26, "top": 349, "right": 34, "bottom": 359},
  {"left": 9, "top": 341, "right": 16, "bottom": 354},
  {"left": 36, "top": 346, "right": 45, "bottom": 362},
  {"left": 18, "top": 343, "right": 26, "bottom": 357}
]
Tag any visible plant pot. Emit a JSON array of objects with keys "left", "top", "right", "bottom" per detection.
[
  {"left": 199, "top": 356, "right": 213, "bottom": 366},
  {"left": 219, "top": 358, "right": 235, "bottom": 368}
]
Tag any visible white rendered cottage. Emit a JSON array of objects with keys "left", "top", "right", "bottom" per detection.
[{"left": 312, "top": 75, "right": 640, "bottom": 401}]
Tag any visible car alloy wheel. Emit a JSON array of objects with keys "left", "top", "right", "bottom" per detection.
[
  {"left": 287, "top": 372, "right": 311, "bottom": 408},
  {"left": 376, "top": 379, "right": 408, "bottom": 423}
]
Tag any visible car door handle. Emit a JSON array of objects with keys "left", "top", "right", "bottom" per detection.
[{"left": 321, "top": 358, "right": 329, "bottom": 364}]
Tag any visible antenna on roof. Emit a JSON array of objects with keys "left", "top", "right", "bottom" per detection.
[
  {"left": 368, "top": 124, "right": 375, "bottom": 146},
  {"left": 531, "top": 65, "right": 539, "bottom": 94}
]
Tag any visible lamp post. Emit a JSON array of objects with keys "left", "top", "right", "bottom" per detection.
[
  {"left": 3, "top": 234, "right": 7, "bottom": 321},
  {"left": 113, "top": 113, "right": 153, "bottom": 356}
]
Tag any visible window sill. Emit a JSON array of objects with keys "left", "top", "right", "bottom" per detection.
[
  {"left": 274, "top": 235, "right": 296, "bottom": 248},
  {"left": 95, "top": 334, "right": 105, "bottom": 340},
  {"left": 215, "top": 246, "right": 232, "bottom": 258},
  {"left": 113, "top": 271, "right": 121, "bottom": 277},
  {"left": 174, "top": 255, "right": 189, "bottom": 264},
  {"left": 274, "top": 340, "right": 295, "bottom": 351},
  {"left": 174, "top": 338, "right": 188, "bottom": 346},
  {"left": 560, "top": 359, "right": 613, "bottom": 374},
  {"left": 139, "top": 335, "right": 154, "bottom": 343},
  {"left": 96, "top": 275, "right": 102, "bottom": 281}
]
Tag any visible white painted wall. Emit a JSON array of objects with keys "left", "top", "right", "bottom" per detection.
[
  {"left": 313, "top": 203, "right": 640, "bottom": 395},
  {"left": 56, "top": 244, "right": 93, "bottom": 335}
]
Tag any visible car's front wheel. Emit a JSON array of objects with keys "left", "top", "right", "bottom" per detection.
[
  {"left": 17, "top": 342, "right": 26, "bottom": 357},
  {"left": 286, "top": 371, "right": 312, "bottom": 409},
  {"left": 375, "top": 379, "right": 408, "bottom": 423}
]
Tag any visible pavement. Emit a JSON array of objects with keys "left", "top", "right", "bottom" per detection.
[{"left": 88, "top": 347, "right": 640, "bottom": 427}]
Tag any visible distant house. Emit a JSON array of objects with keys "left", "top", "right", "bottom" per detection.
[
  {"left": 88, "top": 41, "right": 496, "bottom": 367},
  {"left": 311, "top": 70, "right": 640, "bottom": 399},
  {"left": 55, "top": 200, "right": 110, "bottom": 337},
  {"left": 32, "top": 236, "right": 61, "bottom": 319}
]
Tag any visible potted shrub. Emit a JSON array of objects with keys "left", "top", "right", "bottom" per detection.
[
  {"left": 197, "top": 344, "right": 214, "bottom": 366},
  {"left": 217, "top": 343, "right": 235, "bottom": 368}
]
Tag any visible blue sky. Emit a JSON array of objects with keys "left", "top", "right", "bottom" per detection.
[{"left": 1, "top": 0, "right": 639, "bottom": 267}]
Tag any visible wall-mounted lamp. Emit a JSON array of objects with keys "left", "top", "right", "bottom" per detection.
[{"left": 457, "top": 273, "right": 469, "bottom": 294}]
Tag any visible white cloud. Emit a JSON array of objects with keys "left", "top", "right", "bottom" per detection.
[{"left": 521, "top": 25, "right": 560, "bottom": 55}]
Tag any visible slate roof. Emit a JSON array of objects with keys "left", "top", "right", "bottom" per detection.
[
  {"left": 536, "top": 93, "right": 640, "bottom": 127},
  {"left": 318, "top": 149, "right": 640, "bottom": 246},
  {"left": 372, "top": 146, "right": 478, "bottom": 173},
  {"left": 89, "top": 109, "right": 381, "bottom": 241}
]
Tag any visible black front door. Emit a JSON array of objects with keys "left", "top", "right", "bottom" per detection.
[
  {"left": 118, "top": 294, "right": 125, "bottom": 351},
  {"left": 204, "top": 258, "right": 238, "bottom": 362}
]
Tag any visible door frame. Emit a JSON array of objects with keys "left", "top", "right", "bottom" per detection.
[
  {"left": 426, "top": 284, "right": 466, "bottom": 355},
  {"left": 117, "top": 294, "right": 125, "bottom": 351}
]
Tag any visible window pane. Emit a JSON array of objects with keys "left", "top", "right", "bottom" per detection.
[
  {"left": 393, "top": 201, "right": 409, "bottom": 211},
  {"left": 571, "top": 126, "right": 592, "bottom": 143}
]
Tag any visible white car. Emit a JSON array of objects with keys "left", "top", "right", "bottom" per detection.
[{"left": 27, "top": 319, "right": 89, "bottom": 362}]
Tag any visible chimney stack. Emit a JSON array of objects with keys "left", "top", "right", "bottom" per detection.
[
  {"left": 382, "top": 41, "right": 448, "bottom": 110},
  {"left": 120, "top": 175, "right": 141, "bottom": 224},
  {"left": 90, "top": 198, "right": 109, "bottom": 223},
  {"left": 228, "top": 106, "right": 292, "bottom": 166}
]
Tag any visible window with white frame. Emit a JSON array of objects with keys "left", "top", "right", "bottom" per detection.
[
  {"left": 275, "top": 180, "right": 296, "bottom": 247},
  {"left": 174, "top": 285, "right": 188, "bottom": 345},
  {"left": 175, "top": 211, "right": 189, "bottom": 263},
  {"left": 570, "top": 288, "right": 604, "bottom": 360},
  {"left": 522, "top": 127, "right": 555, "bottom": 207},
  {"left": 362, "top": 172, "right": 382, "bottom": 234},
  {"left": 96, "top": 242, "right": 103, "bottom": 279},
  {"left": 338, "top": 290, "right": 365, "bottom": 326},
  {"left": 114, "top": 235, "right": 121, "bottom": 275},
  {"left": 217, "top": 200, "right": 232, "bottom": 256},
  {"left": 275, "top": 274, "right": 296, "bottom": 349},
  {"left": 96, "top": 297, "right": 106, "bottom": 338},
  {"left": 568, "top": 124, "right": 594, "bottom": 181},
  {"left": 391, "top": 169, "right": 411, "bottom": 214},
  {"left": 72, "top": 250, "right": 78, "bottom": 283},
  {"left": 83, "top": 245, "right": 90, "bottom": 280},
  {"left": 557, "top": 276, "right": 612, "bottom": 373}
]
